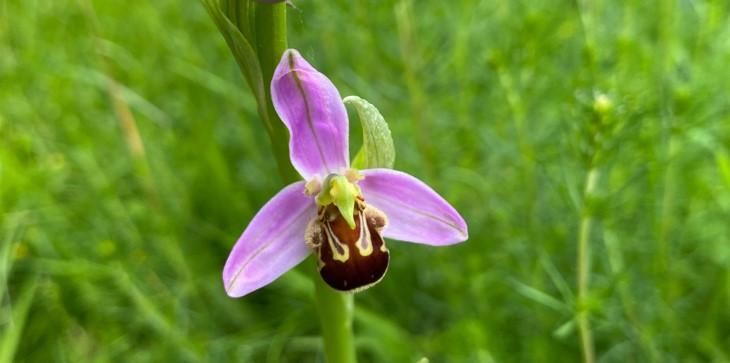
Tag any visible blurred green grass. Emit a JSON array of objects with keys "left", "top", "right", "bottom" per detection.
[{"left": 2, "top": 0, "right": 730, "bottom": 362}]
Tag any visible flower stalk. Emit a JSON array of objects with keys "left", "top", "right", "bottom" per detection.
[
  {"left": 313, "top": 263, "right": 357, "bottom": 363},
  {"left": 254, "top": 2, "right": 298, "bottom": 182}
]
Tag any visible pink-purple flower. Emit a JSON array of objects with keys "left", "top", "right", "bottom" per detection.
[{"left": 223, "top": 49, "right": 468, "bottom": 297}]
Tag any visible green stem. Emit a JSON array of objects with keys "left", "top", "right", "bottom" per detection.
[
  {"left": 254, "top": 1, "right": 298, "bottom": 182},
  {"left": 577, "top": 167, "right": 598, "bottom": 363},
  {"left": 312, "top": 260, "right": 357, "bottom": 363},
  {"left": 252, "top": 3, "right": 357, "bottom": 362}
]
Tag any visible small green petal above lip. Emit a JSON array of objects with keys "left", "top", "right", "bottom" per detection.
[
  {"left": 345, "top": 96, "right": 396, "bottom": 170},
  {"left": 316, "top": 175, "right": 360, "bottom": 229}
]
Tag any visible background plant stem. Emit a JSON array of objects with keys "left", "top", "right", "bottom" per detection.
[
  {"left": 577, "top": 167, "right": 599, "bottom": 363},
  {"left": 253, "top": 3, "right": 357, "bottom": 362}
]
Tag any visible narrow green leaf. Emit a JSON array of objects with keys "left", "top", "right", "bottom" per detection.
[
  {"left": 0, "top": 280, "right": 37, "bottom": 363},
  {"left": 509, "top": 278, "right": 570, "bottom": 313},
  {"left": 200, "top": 0, "right": 273, "bottom": 132},
  {"left": 344, "top": 96, "right": 395, "bottom": 169},
  {"left": 553, "top": 319, "right": 577, "bottom": 339},
  {"left": 354, "top": 305, "right": 415, "bottom": 361},
  {"left": 716, "top": 150, "right": 730, "bottom": 188}
]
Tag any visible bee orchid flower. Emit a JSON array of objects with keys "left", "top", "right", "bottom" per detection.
[{"left": 223, "top": 49, "right": 468, "bottom": 297}]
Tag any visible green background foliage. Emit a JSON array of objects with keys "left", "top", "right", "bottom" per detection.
[{"left": 2, "top": 0, "right": 729, "bottom": 361}]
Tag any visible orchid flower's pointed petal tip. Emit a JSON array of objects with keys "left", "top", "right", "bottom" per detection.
[
  {"left": 282, "top": 48, "right": 300, "bottom": 60},
  {"left": 223, "top": 278, "right": 245, "bottom": 298},
  {"left": 276, "top": 49, "right": 302, "bottom": 72},
  {"left": 222, "top": 181, "right": 316, "bottom": 298},
  {"left": 452, "top": 212, "right": 469, "bottom": 243},
  {"left": 359, "top": 168, "right": 468, "bottom": 246},
  {"left": 453, "top": 225, "right": 469, "bottom": 244},
  {"left": 271, "top": 48, "right": 349, "bottom": 179},
  {"left": 421, "top": 213, "right": 468, "bottom": 246}
]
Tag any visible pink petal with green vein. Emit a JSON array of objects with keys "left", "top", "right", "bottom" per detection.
[
  {"left": 271, "top": 49, "right": 349, "bottom": 180},
  {"left": 223, "top": 181, "right": 316, "bottom": 297},
  {"left": 359, "top": 169, "right": 468, "bottom": 245}
]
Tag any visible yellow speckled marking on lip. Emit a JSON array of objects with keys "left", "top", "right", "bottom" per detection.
[
  {"left": 355, "top": 212, "right": 374, "bottom": 257},
  {"left": 323, "top": 218, "right": 350, "bottom": 262}
]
